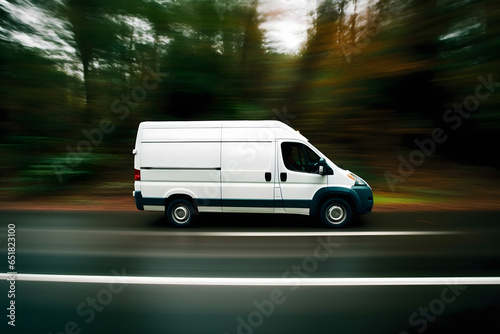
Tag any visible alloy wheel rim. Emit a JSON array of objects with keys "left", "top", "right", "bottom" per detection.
[
  {"left": 173, "top": 205, "right": 189, "bottom": 223},
  {"left": 327, "top": 205, "right": 345, "bottom": 224}
]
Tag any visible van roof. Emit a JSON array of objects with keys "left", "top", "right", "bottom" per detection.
[
  {"left": 141, "top": 120, "right": 288, "bottom": 128},
  {"left": 138, "top": 120, "right": 308, "bottom": 141}
]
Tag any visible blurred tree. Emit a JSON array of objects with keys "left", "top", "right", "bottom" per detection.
[
  {"left": 156, "top": 0, "right": 267, "bottom": 119},
  {"left": 2, "top": 0, "right": 500, "bottom": 194},
  {"left": 64, "top": 0, "right": 150, "bottom": 122},
  {"left": 65, "top": 0, "right": 101, "bottom": 122},
  {"left": 292, "top": 0, "right": 500, "bottom": 168}
]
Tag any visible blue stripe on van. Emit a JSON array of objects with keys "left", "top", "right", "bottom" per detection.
[
  {"left": 282, "top": 199, "right": 311, "bottom": 208},
  {"left": 196, "top": 199, "right": 312, "bottom": 208},
  {"left": 196, "top": 199, "right": 276, "bottom": 208},
  {"left": 136, "top": 194, "right": 312, "bottom": 210},
  {"left": 135, "top": 186, "right": 373, "bottom": 213}
]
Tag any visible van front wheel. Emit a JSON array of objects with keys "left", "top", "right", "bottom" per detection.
[
  {"left": 166, "top": 199, "right": 195, "bottom": 227},
  {"left": 320, "top": 198, "right": 352, "bottom": 228}
]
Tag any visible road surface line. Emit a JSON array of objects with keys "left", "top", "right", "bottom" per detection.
[
  {"left": 19, "top": 229, "right": 462, "bottom": 237},
  {"left": 2, "top": 273, "right": 499, "bottom": 286}
]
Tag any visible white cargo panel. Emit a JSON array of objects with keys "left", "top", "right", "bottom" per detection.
[
  {"left": 221, "top": 141, "right": 275, "bottom": 212},
  {"left": 141, "top": 128, "right": 220, "bottom": 142},
  {"left": 222, "top": 127, "right": 275, "bottom": 142},
  {"left": 140, "top": 142, "right": 220, "bottom": 169},
  {"left": 221, "top": 142, "right": 273, "bottom": 176}
]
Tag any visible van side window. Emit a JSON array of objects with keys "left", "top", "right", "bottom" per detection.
[{"left": 282, "top": 142, "right": 321, "bottom": 173}]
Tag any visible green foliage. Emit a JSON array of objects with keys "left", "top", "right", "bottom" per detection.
[{"left": 1, "top": 0, "right": 499, "bottom": 195}]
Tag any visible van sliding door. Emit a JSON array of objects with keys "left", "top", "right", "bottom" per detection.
[{"left": 220, "top": 137, "right": 276, "bottom": 213}]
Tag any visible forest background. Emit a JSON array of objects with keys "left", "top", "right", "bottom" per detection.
[{"left": 1, "top": 0, "right": 499, "bottom": 210}]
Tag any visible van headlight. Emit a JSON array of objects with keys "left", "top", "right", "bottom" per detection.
[{"left": 347, "top": 173, "right": 366, "bottom": 186}]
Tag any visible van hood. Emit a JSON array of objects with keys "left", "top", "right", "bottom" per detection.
[{"left": 325, "top": 157, "right": 364, "bottom": 187}]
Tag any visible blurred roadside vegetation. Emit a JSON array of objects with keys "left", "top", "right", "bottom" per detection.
[{"left": 1, "top": 0, "right": 499, "bottom": 203}]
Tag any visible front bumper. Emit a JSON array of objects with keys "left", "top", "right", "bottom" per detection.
[{"left": 352, "top": 185, "right": 374, "bottom": 214}]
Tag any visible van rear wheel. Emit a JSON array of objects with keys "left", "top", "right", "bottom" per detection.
[
  {"left": 166, "top": 199, "right": 195, "bottom": 227},
  {"left": 319, "top": 198, "right": 351, "bottom": 228}
]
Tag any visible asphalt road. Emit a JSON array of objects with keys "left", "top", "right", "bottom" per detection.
[{"left": 1, "top": 210, "right": 499, "bottom": 334}]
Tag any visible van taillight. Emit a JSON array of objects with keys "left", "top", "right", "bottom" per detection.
[{"left": 134, "top": 169, "right": 141, "bottom": 181}]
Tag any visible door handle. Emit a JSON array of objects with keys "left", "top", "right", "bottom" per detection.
[
  {"left": 280, "top": 172, "right": 287, "bottom": 182},
  {"left": 265, "top": 172, "right": 271, "bottom": 182}
]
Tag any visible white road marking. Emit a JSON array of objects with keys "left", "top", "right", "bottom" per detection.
[
  {"left": 19, "top": 229, "right": 462, "bottom": 237},
  {"left": 2, "top": 273, "right": 499, "bottom": 286}
]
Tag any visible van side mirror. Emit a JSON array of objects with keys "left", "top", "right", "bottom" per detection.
[{"left": 318, "top": 158, "right": 326, "bottom": 175}]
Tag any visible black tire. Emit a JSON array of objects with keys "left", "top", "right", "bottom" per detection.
[
  {"left": 166, "top": 199, "right": 196, "bottom": 227},
  {"left": 319, "top": 198, "right": 352, "bottom": 228}
]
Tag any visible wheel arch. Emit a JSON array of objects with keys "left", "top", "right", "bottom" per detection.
[
  {"left": 310, "top": 187, "right": 359, "bottom": 216},
  {"left": 165, "top": 194, "right": 198, "bottom": 214}
]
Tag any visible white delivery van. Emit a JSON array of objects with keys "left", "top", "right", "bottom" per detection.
[{"left": 133, "top": 121, "right": 373, "bottom": 227}]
